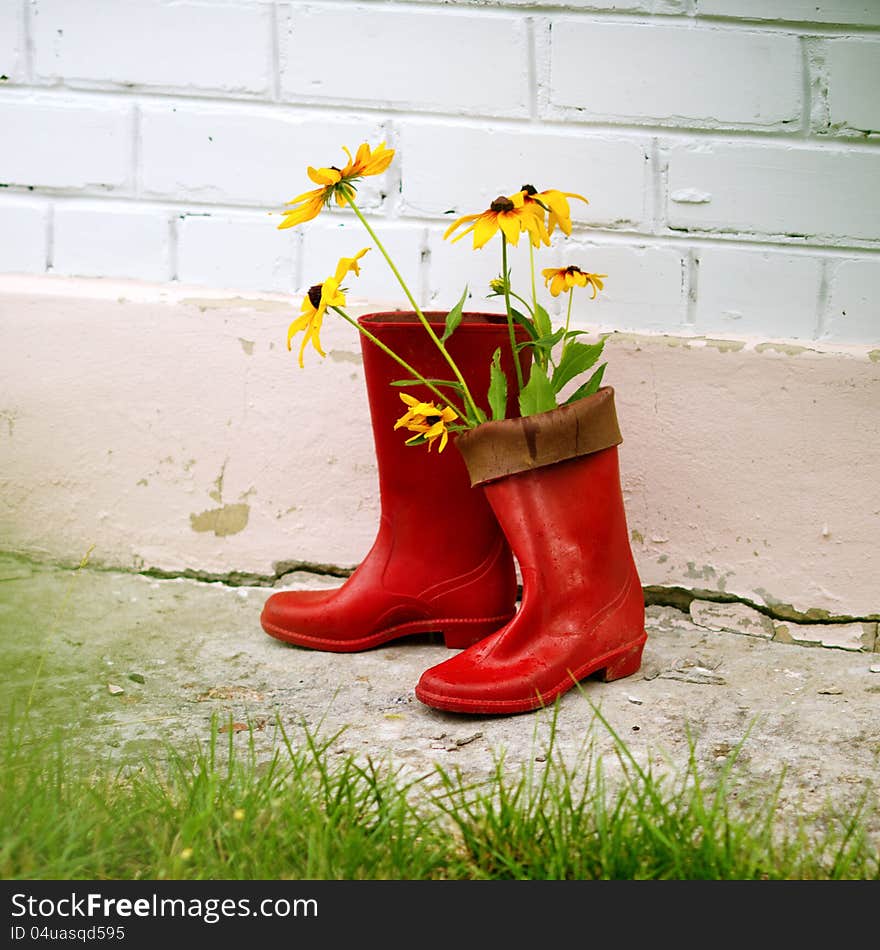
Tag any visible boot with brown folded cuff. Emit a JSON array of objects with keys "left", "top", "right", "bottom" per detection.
[{"left": 415, "top": 386, "right": 646, "bottom": 714}]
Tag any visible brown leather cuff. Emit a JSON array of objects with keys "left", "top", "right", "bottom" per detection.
[{"left": 455, "top": 386, "right": 623, "bottom": 487}]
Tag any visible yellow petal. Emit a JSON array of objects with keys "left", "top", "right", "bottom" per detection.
[
  {"left": 497, "top": 212, "right": 521, "bottom": 246},
  {"left": 308, "top": 166, "right": 342, "bottom": 186},
  {"left": 443, "top": 213, "right": 479, "bottom": 240},
  {"left": 472, "top": 213, "right": 500, "bottom": 249}
]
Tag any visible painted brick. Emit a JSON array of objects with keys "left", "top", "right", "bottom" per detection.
[
  {"left": 392, "top": 1, "right": 687, "bottom": 11},
  {"left": 32, "top": 0, "right": 272, "bottom": 94},
  {"left": 694, "top": 248, "right": 822, "bottom": 340},
  {"left": 0, "top": 94, "right": 131, "bottom": 190},
  {"left": 695, "top": 0, "right": 880, "bottom": 27},
  {"left": 562, "top": 242, "right": 686, "bottom": 334},
  {"left": 690, "top": 600, "right": 775, "bottom": 638},
  {"left": 824, "top": 258, "right": 880, "bottom": 345},
  {"left": 399, "top": 123, "right": 649, "bottom": 230},
  {"left": 424, "top": 225, "right": 512, "bottom": 314},
  {"left": 140, "top": 103, "right": 388, "bottom": 208},
  {"left": 667, "top": 143, "right": 880, "bottom": 242},
  {"left": 826, "top": 39, "right": 880, "bottom": 134},
  {"left": 0, "top": 3, "right": 26, "bottom": 82},
  {"left": 549, "top": 21, "right": 801, "bottom": 129},
  {"left": 0, "top": 198, "right": 48, "bottom": 273},
  {"left": 300, "top": 219, "right": 424, "bottom": 307},
  {"left": 281, "top": 5, "right": 529, "bottom": 117},
  {"left": 54, "top": 204, "right": 169, "bottom": 282},
  {"left": 773, "top": 621, "right": 872, "bottom": 651},
  {"left": 177, "top": 212, "right": 298, "bottom": 294}
]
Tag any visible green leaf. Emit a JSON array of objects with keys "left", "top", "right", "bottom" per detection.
[
  {"left": 550, "top": 338, "right": 606, "bottom": 393},
  {"left": 564, "top": 362, "right": 607, "bottom": 404},
  {"left": 488, "top": 348, "right": 508, "bottom": 421},
  {"left": 518, "top": 363, "right": 558, "bottom": 417},
  {"left": 441, "top": 285, "right": 469, "bottom": 342},
  {"left": 465, "top": 403, "right": 488, "bottom": 427},
  {"left": 509, "top": 308, "right": 538, "bottom": 340},
  {"left": 533, "top": 302, "right": 553, "bottom": 339},
  {"left": 390, "top": 378, "right": 463, "bottom": 391},
  {"left": 519, "top": 327, "right": 566, "bottom": 353}
]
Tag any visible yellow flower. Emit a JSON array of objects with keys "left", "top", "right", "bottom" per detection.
[
  {"left": 287, "top": 248, "right": 370, "bottom": 367},
  {"left": 443, "top": 192, "right": 545, "bottom": 249},
  {"left": 233, "top": 808, "right": 245, "bottom": 822},
  {"left": 521, "top": 185, "right": 589, "bottom": 237},
  {"left": 277, "top": 142, "right": 394, "bottom": 230},
  {"left": 542, "top": 266, "right": 606, "bottom": 298},
  {"left": 394, "top": 393, "right": 459, "bottom": 453}
]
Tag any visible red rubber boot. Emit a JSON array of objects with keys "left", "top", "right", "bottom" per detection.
[
  {"left": 261, "top": 311, "right": 525, "bottom": 653},
  {"left": 415, "top": 387, "right": 646, "bottom": 714}
]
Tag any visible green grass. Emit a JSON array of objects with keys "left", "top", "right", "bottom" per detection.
[{"left": 1, "top": 705, "right": 877, "bottom": 881}]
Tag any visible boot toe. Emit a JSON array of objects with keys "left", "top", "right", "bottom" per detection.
[{"left": 260, "top": 589, "right": 334, "bottom": 642}]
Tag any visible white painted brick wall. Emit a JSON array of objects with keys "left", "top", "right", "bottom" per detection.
[
  {"left": 177, "top": 211, "right": 299, "bottom": 294},
  {"left": 825, "top": 259, "right": 880, "bottom": 344},
  {"left": 667, "top": 143, "right": 880, "bottom": 242},
  {"left": 0, "top": 93, "right": 132, "bottom": 190},
  {"left": 563, "top": 242, "right": 687, "bottom": 334},
  {"left": 398, "top": 123, "right": 650, "bottom": 229},
  {"left": 695, "top": 0, "right": 880, "bottom": 28},
  {"left": 549, "top": 21, "right": 801, "bottom": 129},
  {"left": 31, "top": 0, "right": 273, "bottom": 95},
  {"left": 53, "top": 203, "right": 170, "bottom": 282},
  {"left": 0, "top": 1, "right": 878, "bottom": 345},
  {"left": 0, "top": 197, "right": 48, "bottom": 273},
  {"left": 280, "top": 5, "right": 530, "bottom": 117},
  {"left": 825, "top": 38, "right": 880, "bottom": 134},
  {"left": 0, "top": 2, "right": 26, "bottom": 83},
  {"left": 139, "top": 103, "right": 388, "bottom": 207},
  {"left": 693, "top": 248, "right": 823, "bottom": 340}
]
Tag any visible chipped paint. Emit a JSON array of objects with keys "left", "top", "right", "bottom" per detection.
[
  {"left": 328, "top": 350, "right": 363, "bottom": 364},
  {"left": 189, "top": 503, "right": 250, "bottom": 537},
  {"left": 182, "top": 296, "right": 290, "bottom": 313},
  {"left": 238, "top": 338, "right": 255, "bottom": 355},
  {"left": 702, "top": 338, "right": 746, "bottom": 353},
  {"left": 0, "top": 410, "right": 16, "bottom": 437},
  {"left": 755, "top": 342, "right": 811, "bottom": 356}
]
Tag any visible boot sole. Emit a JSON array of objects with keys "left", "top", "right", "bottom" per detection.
[
  {"left": 414, "top": 634, "right": 648, "bottom": 714},
  {"left": 261, "top": 613, "right": 514, "bottom": 653}
]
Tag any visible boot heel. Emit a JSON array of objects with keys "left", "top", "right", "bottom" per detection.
[
  {"left": 599, "top": 639, "right": 645, "bottom": 682},
  {"left": 442, "top": 615, "right": 510, "bottom": 650}
]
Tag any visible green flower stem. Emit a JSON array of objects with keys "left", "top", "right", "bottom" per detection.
[
  {"left": 330, "top": 306, "right": 464, "bottom": 419},
  {"left": 501, "top": 235, "right": 525, "bottom": 392},
  {"left": 528, "top": 241, "right": 538, "bottom": 317},
  {"left": 345, "top": 196, "right": 482, "bottom": 423},
  {"left": 560, "top": 289, "right": 575, "bottom": 363}
]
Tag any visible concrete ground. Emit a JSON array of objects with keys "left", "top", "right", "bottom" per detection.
[{"left": 2, "top": 553, "right": 879, "bottom": 845}]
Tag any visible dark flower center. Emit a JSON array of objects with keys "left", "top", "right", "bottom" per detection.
[
  {"left": 521, "top": 184, "right": 538, "bottom": 196},
  {"left": 490, "top": 196, "right": 515, "bottom": 213},
  {"left": 308, "top": 284, "right": 324, "bottom": 308},
  {"left": 565, "top": 266, "right": 584, "bottom": 276}
]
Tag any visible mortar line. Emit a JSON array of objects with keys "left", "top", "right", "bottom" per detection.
[
  {"left": 525, "top": 15, "right": 538, "bottom": 122},
  {"left": 21, "top": 0, "right": 34, "bottom": 82},
  {"left": 814, "top": 257, "right": 831, "bottom": 339},
  {"left": 270, "top": 0, "right": 281, "bottom": 102}
]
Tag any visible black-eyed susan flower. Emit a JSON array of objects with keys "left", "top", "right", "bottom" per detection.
[
  {"left": 520, "top": 185, "right": 589, "bottom": 237},
  {"left": 394, "top": 392, "right": 459, "bottom": 452},
  {"left": 278, "top": 142, "right": 394, "bottom": 230},
  {"left": 287, "top": 248, "right": 370, "bottom": 367},
  {"left": 443, "top": 192, "right": 545, "bottom": 249},
  {"left": 542, "top": 265, "right": 606, "bottom": 298}
]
